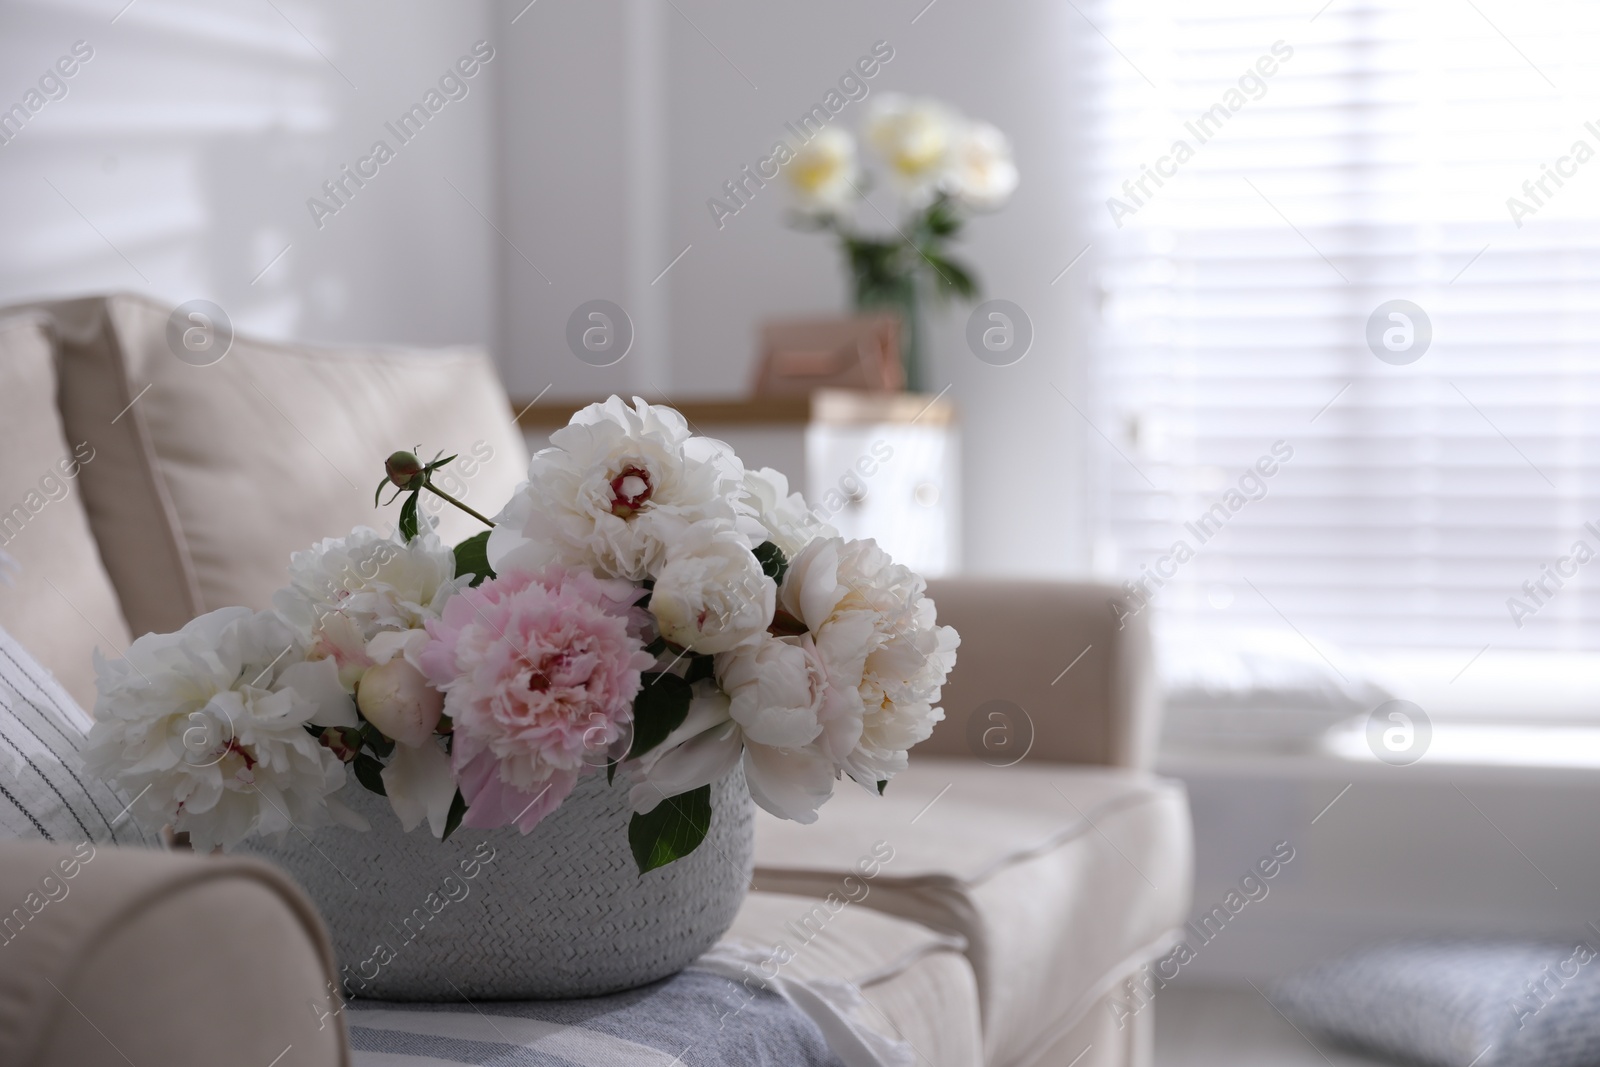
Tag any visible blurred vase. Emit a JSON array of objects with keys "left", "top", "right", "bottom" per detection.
[{"left": 855, "top": 273, "right": 923, "bottom": 392}]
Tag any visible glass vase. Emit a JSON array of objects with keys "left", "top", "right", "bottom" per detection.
[{"left": 855, "top": 273, "right": 924, "bottom": 393}]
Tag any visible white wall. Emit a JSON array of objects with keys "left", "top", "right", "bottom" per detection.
[
  {"left": 0, "top": 0, "right": 498, "bottom": 349},
  {"left": 497, "top": 0, "right": 1099, "bottom": 574},
  {"left": 1167, "top": 756, "right": 1600, "bottom": 983},
  {"left": 492, "top": 0, "right": 671, "bottom": 405},
  {"left": 660, "top": 0, "right": 1099, "bottom": 575}
]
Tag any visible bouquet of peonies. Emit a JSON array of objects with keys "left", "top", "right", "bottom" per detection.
[
  {"left": 783, "top": 93, "right": 1019, "bottom": 390},
  {"left": 86, "top": 397, "right": 958, "bottom": 872}
]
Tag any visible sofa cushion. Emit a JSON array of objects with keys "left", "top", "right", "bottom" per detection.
[
  {"left": 0, "top": 624, "right": 150, "bottom": 846},
  {"left": 0, "top": 312, "right": 132, "bottom": 708},
  {"left": 34, "top": 293, "right": 529, "bottom": 638},
  {"left": 725, "top": 891, "right": 983, "bottom": 1067},
  {"left": 915, "top": 577, "right": 1160, "bottom": 770},
  {"left": 753, "top": 758, "right": 1192, "bottom": 1067}
]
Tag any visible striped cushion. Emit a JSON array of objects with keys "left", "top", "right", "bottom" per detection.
[{"left": 0, "top": 625, "right": 149, "bottom": 846}]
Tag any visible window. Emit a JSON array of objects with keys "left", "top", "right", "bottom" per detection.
[{"left": 1087, "top": 0, "right": 1600, "bottom": 658}]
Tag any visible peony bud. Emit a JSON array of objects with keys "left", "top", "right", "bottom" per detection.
[
  {"left": 356, "top": 658, "right": 444, "bottom": 747},
  {"left": 385, "top": 450, "right": 425, "bottom": 490},
  {"left": 317, "top": 726, "right": 362, "bottom": 763}
]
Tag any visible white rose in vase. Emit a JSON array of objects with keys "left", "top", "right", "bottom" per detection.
[
  {"left": 784, "top": 126, "right": 859, "bottom": 216},
  {"left": 863, "top": 94, "right": 961, "bottom": 206},
  {"left": 947, "top": 121, "right": 1018, "bottom": 211}
]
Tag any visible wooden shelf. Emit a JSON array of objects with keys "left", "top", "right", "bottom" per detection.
[{"left": 511, "top": 389, "right": 955, "bottom": 430}]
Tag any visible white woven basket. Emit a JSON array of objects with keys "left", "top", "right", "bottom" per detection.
[{"left": 243, "top": 766, "right": 753, "bottom": 1000}]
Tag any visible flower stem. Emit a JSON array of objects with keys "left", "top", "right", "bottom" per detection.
[{"left": 421, "top": 478, "right": 496, "bottom": 528}]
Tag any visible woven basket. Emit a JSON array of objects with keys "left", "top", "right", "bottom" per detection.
[{"left": 243, "top": 766, "right": 753, "bottom": 1000}]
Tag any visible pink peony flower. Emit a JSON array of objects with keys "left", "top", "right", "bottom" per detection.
[{"left": 419, "top": 566, "right": 654, "bottom": 833}]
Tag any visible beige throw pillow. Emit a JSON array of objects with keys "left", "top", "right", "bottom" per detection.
[
  {"left": 40, "top": 293, "right": 529, "bottom": 639},
  {"left": 0, "top": 313, "right": 132, "bottom": 709}
]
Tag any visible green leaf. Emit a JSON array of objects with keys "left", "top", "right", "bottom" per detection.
[
  {"left": 924, "top": 253, "right": 979, "bottom": 302},
  {"left": 752, "top": 541, "right": 788, "bottom": 584},
  {"left": 453, "top": 530, "right": 496, "bottom": 587},
  {"left": 424, "top": 453, "right": 458, "bottom": 475},
  {"left": 628, "top": 785, "right": 712, "bottom": 873},
  {"left": 877, "top": 779, "right": 888, "bottom": 795},
  {"left": 634, "top": 592, "right": 652, "bottom": 610},
  {"left": 398, "top": 491, "right": 420, "bottom": 542},
  {"left": 685, "top": 653, "right": 715, "bottom": 685},
  {"left": 924, "top": 196, "right": 962, "bottom": 237},
  {"left": 359, "top": 722, "right": 395, "bottom": 759},
  {"left": 845, "top": 237, "right": 904, "bottom": 295},
  {"left": 628, "top": 672, "right": 694, "bottom": 760},
  {"left": 353, "top": 754, "right": 387, "bottom": 796},
  {"left": 440, "top": 789, "right": 468, "bottom": 841},
  {"left": 607, "top": 757, "right": 619, "bottom": 785},
  {"left": 644, "top": 636, "right": 670, "bottom": 657},
  {"left": 373, "top": 476, "right": 392, "bottom": 509}
]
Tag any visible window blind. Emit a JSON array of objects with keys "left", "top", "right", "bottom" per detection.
[{"left": 1085, "top": 0, "right": 1600, "bottom": 653}]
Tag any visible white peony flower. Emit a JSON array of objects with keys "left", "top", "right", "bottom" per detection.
[
  {"left": 650, "top": 521, "right": 775, "bottom": 654},
  {"left": 381, "top": 736, "right": 456, "bottom": 838},
  {"left": 742, "top": 467, "right": 837, "bottom": 559},
  {"left": 630, "top": 536, "right": 958, "bottom": 822},
  {"left": 785, "top": 126, "right": 859, "bottom": 215},
  {"left": 627, "top": 681, "right": 836, "bottom": 824},
  {"left": 84, "top": 606, "right": 358, "bottom": 851},
  {"left": 271, "top": 527, "right": 465, "bottom": 830},
  {"left": 274, "top": 526, "right": 465, "bottom": 687},
  {"left": 864, "top": 94, "right": 961, "bottom": 205},
  {"left": 948, "top": 121, "right": 1018, "bottom": 211},
  {"left": 779, "top": 536, "right": 959, "bottom": 789},
  {"left": 488, "top": 396, "right": 749, "bottom": 582},
  {"left": 716, "top": 635, "right": 827, "bottom": 749}
]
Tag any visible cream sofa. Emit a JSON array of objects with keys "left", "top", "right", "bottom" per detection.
[{"left": 0, "top": 293, "right": 1191, "bottom": 1067}]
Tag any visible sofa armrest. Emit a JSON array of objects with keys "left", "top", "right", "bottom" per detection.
[
  {"left": 917, "top": 578, "right": 1161, "bottom": 770},
  {"left": 0, "top": 840, "right": 348, "bottom": 1067}
]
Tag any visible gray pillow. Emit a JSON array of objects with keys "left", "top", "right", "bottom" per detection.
[
  {"left": 0, "top": 624, "right": 150, "bottom": 846},
  {"left": 1271, "top": 939, "right": 1600, "bottom": 1067}
]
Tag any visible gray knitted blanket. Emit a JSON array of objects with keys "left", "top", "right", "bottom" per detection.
[{"left": 347, "top": 968, "right": 849, "bottom": 1067}]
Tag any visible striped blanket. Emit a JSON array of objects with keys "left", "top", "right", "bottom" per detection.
[{"left": 348, "top": 969, "right": 848, "bottom": 1067}]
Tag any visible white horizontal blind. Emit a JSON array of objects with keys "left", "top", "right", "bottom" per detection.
[{"left": 1085, "top": 0, "right": 1600, "bottom": 652}]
